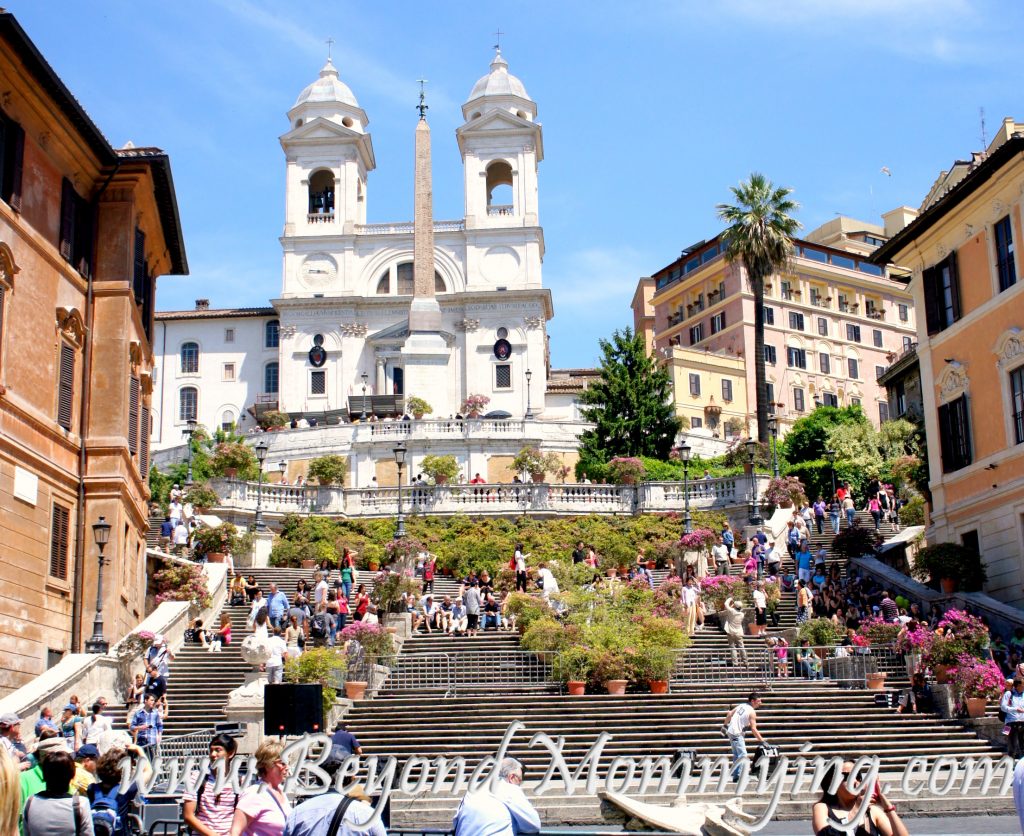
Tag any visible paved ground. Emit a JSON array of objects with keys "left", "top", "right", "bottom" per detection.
[{"left": 755, "top": 814, "right": 1020, "bottom": 835}]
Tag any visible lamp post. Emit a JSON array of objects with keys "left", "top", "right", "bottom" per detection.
[
  {"left": 746, "top": 438, "right": 763, "bottom": 525},
  {"left": 680, "top": 442, "right": 692, "bottom": 534},
  {"left": 393, "top": 442, "right": 407, "bottom": 540},
  {"left": 826, "top": 448, "right": 837, "bottom": 498},
  {"left": 278, "top": 460, "right": 287, "bottom": 482},
  {"left": 254, "top": 440, "right": 268, "bottom": 531},
  {"left": 360, "top": 372, "right": 368, "bottom": 421},
  {"left": 765, "top": 413, "right": 778, "bottom": 477},
  {"left": 85, "top": 516, "right": 112, "bottom": 654},
  {"left": 525, "top": 369, "right": 533, "bottom": 419},
  {"left": 183, "top": 417, "right": 197, "bottom": 485}
]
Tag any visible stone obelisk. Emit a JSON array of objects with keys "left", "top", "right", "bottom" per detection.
[{"left": 402, "top": 86, "right": 451, "bottom": 411}]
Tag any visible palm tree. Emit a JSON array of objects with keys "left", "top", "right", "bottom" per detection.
[{"left": 717, "top": 173, "right": 801, "bottom": 443}]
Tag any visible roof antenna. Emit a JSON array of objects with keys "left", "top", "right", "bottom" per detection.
[{"left": 980, "top": 106, "right": 987, "bottom": 149}]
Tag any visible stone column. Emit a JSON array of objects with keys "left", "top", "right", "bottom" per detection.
[{"left": 376, "top": 356, "right": 386, "bottom": 392}]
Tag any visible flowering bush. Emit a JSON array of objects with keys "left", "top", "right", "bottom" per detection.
[
  {"left": 371, "top": 570, "right": 420, "bottom": 613},
  {"left": 154, "top": 564, "right": 212, "bottom": 610},
  {"left": 339, "top": 621, "right": 394, "bottom": 658},
  {"left": 651, "top": 579, "right": 685, "bottom": 619},
  {"left": 606, "top": 457, "right": 646, "bottom": 485},
  {"left": 763, "top": 475, "right": 807, "bottom": 509},
  {"left": 210, "top": 441, "right": 257, "bottom": 476},
  {"left": 462, "top": 394, "right": 490, "bottom": 414},
  {"left": 949, "top": 653, "right": 1005, "bottom": 700},
  {"left": 384, "top": 537, "right": 426, "bottom": 560},
  {"left": 856, "top": 616, "right": 903, "bottom": 647},
  {"left": 894, "top": 623, "right": 933, "bottom": 655},
  {"left": 116, "top": 629, "right": 155, "bottom": 660},
  {"left": 699, "top": 575, "right": 746, "bottom": 612},
  {"left": 679, "top": 528, "right": 717, "bottom": 551},
  {"left": 511, "top": 446, "right": 561, "bottom": 479},
  {"left": 925, "top": 610, "right": 990, "bottom": 667}
]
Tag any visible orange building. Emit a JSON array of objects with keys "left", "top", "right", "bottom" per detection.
[
  {"left": 0, "top": 12, "right": 187, "bottom": 693},
  {"left": 873, "top": 119, "right": 1024, "bottom": 606}
]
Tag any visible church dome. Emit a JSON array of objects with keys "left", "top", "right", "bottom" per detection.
[
  {"left": 294, "top": 59, "right": 360, "bottom": 109},
  {"left": 465, "top": 50, "right": 532, "bottom": 104}
]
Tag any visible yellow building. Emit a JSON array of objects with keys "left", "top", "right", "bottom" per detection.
[
  {"left": 872, "top": 118, "right": 1024, "bottom": 606},
  {"left": 664, "top": 346, "right": 748, "bottom": 438}
]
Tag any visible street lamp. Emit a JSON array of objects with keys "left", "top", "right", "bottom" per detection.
[
  {"left": 278, "top": 460, "right": 287, "bottom": 481},
  {"left": 85, "top": 516, "right": 112, "bottom": 654},
  {"left": 360, "top": 372, "right": 369, "bottom": 421},
  {"left": 825, "top": 448, "right": 837, "bottom": 498},
  {"left": 183, "top": 416, "right": 198, "bottom": 485},
  {"left": 680, "top": 442, "right": 692, "bottom": 534},
  {"left": 767, "top": 415, "right": 780, "bottom": 479},
  {"left": 254, "top": 440, "right": 268, "bottom": 530},
  {"left": 393, "top": 442, "right": 407, "bottom": 540},
  {"left": 746, "top": 438, "right": 763, "bottom": 525},
  {"left": 525, "top": 369, "right": 533, "bottom": 419}
]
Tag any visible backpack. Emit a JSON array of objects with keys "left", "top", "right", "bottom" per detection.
[
  {"left": 310, "top": 613, "right": 329, "bottom": 639},
  {"left": 87, "top": 782, "right": 121, "bottom": 836}
]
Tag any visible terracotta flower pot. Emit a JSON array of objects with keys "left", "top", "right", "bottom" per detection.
[
  {"left": 966, "top": 697, "right": 988, "bottom": 718},
  {"left": 531, "top": 472, "right": 545, "bottom": 483},
  {"left": 748, "top": 623, "right": 764, "bottom": 636},
  {"left": 344, "top": 680, "right": 368, "bottom": 701},
  {"left": 939, "top": 577, "right": 957, "bottom": 594},
  {"left": 933, "top": 664, "right": 950, "bottom": 684},
  {"left": 207, "top": 552, "right": 226, "bottom": 564},
  {"left": 866, "top": 672, "right": 887, "bottom": 690},
  {"left": 647, "top": 560, "right": 656, "bottom": 570},
  {"left": 604, "top": 679, "right": 628, "bottom": 696},
  {"left": 413, "top": 412, "right": 425, "bottom": 420},
  {"left": 567, "top": 680, "right": 586, "bottom": 696},
  {"left": 301, "top": 559, "right": 317, "bottom": 570},
  {"left": 648, "top": 679, "right": 669, "bottom": 694},
  {"left": 368, "top": 561, "right": 379, "bottom": 571},
  {"left": 224, "top": 467, "right": 238, "bottom": 479}
]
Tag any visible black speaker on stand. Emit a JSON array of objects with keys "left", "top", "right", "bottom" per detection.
[{"left": 264, "top": 683, "right": 323, "bottom": 735}]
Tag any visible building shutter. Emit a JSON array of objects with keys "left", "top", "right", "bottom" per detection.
[
  {"left": 49, "top": 503, "right": 70, "bottom": 579},
  {"left": 947, "top": 251, "right": 961, "bottom": 323},
  {"left": 133, "top": 227, "right": 146, "bottom": 305},
  {"left": 75, "top": 199, "right": 93, "bottom": 277},
  {"left": 2, "top": 119, "right": 24, "bottom": 211},
  {"left": 140, "top": 404, "right": 150, "bottom": 475},
  {"left": 0, "top": 285, "right": 5, "bottom": 363},
  {"left": 59, "top": 178, "right": 75, "bottom": 260},
  {"left": 57, "top": 343, "right": 75, "bottom": 430},
  {"left": 128, "top": 375, "right": 140, "bottom": 455}
]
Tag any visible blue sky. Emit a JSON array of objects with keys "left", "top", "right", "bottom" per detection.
[{"left": 12, "top": 0, "right": 1024, "bottom": 368}]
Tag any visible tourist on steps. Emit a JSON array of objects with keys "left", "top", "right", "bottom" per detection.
[
  {"left": 722, "top": 692, "right": 766, "bottom": 783},
  {"left": 182, "top": 733, "right": 240, "bottom": 836},
  {"left": 812, "top": 761, "right": 908, "bottom": 836},
  {"left": 230, "top": 739, "right": 291, "bottom": 836},
  {"left": 453, "top": 757, "right": 539, "bottom": 836},
  {"left": 722, "top": 597, "right": 748, "bottom": 669}
]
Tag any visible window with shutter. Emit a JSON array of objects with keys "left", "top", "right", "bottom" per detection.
[
  {"left": 49, "top": 503, "right": 70, "bottom": 579},
  {"left": 59, "top": 178, "right": 74, "bottom": 260},
  {"left": 0, "top": 285, "right": 5, "bottom": 371},
  {"left": 58, "top": 178, "right": 93, "bottom": 276},
  {"left": 133, "top": 228, "right": 146, "bottom": 305},
  {"left": 57, "top": 344, "right": 75, "bottom": 430},
  {"left": 922, "top": 252, "right": 961, "bottom": 334},
  {"left": 938, "top": 394, "right": 972, "bottom": 472},
  {"left": 140, "top": 405, "right": 151, "bottom": 474},
  {"left": 128, "top": 376, "right": 140, "bottom": 455},
  {"left": 0, "top": 112, "right": 25, "bottom": 211}
]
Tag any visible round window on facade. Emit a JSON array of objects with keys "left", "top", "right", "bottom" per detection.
[{"left": 496, "top": 327, "right": 508, "bottom": 340}]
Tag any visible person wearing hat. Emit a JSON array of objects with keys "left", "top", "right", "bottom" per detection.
[
  {"left": 0, "top": 713, "right": 29, "bottom": 772},
  {"left": 59, "top": 704, "right": 82, "bottom": 752},
  {"left": 71, "top": 744, "right": 98, "bottom": 795}
]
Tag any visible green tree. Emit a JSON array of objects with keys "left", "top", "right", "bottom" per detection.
[
  {"left": 782, "top": 405, "right": 867, "bottom": 464},
  {"left": 717, "top": 173, "right": 801, "bottom": 442},
  {"left": 579, "top": 328, "right": 680, "bottom": 460}
]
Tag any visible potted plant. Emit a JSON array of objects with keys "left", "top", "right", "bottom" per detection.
[
  {"left": 307, "top": 455, "right": 348, "bottom": 486},
  {"left": 895, "top": 622, "right": 932, "bottom": 675},
  {"left": 591, "top": 650, "right": 630, "bottom": 695},
  {"left": 260, "top": 410, "right": 290, "bottom": 430},
  {"left": 462, "top": 394, "right": 490, "bottom": 418},
  {"left": 211, "top": 441, "right": 257, "bottom": 479},
  {"left": 633, "top": 645, "right": 674, "bottom": 694},
  {"left": 511, "top": 446, "right": 559, "bottom": 483},
  {"left": 192, "top": 522, "right": 239, "bottom": 563},
  {"left": 406, "top": 397, "right": 433, "bottom": 420},
  {"left": 606, "top": 457, "right": 646, "bottom": 486},
  {"left": 284, "top": 647, "right": 347, "bottom": 719},
  {"left": 856, "top": 616, "right": 903, "bottom": 648},
  {"left": 554, "top": 646, "right": 592, "bottom": 696},
  {"left": 949, "top": 653, "right": 1004, "bottom": 717},
  {"left": 911, "top": 542, "right": 988, "bottom": 593},
  {"left": 763, "top": 475, "right": 807, "bottom": 510},
  {"left": 797, "top": 618, "right": 843, "bottom": 652},
  {"left": 153, "top": 563, "right": 213, "bottom": 612},
  {"left": 183, "top": 482, "right": 219, "bottom": 514},
  {"left": 865, "top": 671, "right": 887, "bottom": 690},
  {"left": 421, "top": 454, "right": 460, "bottom": 485},
  {"left": 924, "top": 610, "right": 991, "bottom": 682}
]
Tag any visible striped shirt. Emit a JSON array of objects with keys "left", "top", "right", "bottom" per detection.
[{"left": 182, "top": 770, "right": 239, "bottom": 835}]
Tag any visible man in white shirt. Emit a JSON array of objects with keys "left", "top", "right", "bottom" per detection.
[
  {"left": 247, "top": 590, "right": 267, "bottom": 628},
  {"left": 680, "top": 580, "right": 698, "bottom": 635},
  {"left": 723, "top": 692, "right": 766, "bottom": 783},
  {"left": 536, "top": 564, "right": 559, "bottom": 599},
  {"left": 265, "top": 627, "right": 289, "bottom": 684},
  {"left": 83, "top": 701, "right": 112, "bottom": 744},
  {"left": 173, "top": 520, "right": 189, "bottom": 555},
  {"left": 314, "top": 576, "right": 330, "bottom": 612},
  {"left": 712, "top": 536, "right": 730, "bottom": 576},
  {"left": 453, "top": 757, "right": 540, "bottom": 836}
]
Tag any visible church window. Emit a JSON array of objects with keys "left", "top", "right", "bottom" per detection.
[
  {"left": 265, "top": 320, "right": 280, "bottom": 349},
  {"left": 310, "top": 370, "right": 326, "bottom": 396},
  {"left": 180, "top": 342, "right": 199, "bottom": 374},
  {"left": 376, "top": 262, "right": 448, "bottom": 296},
  {"left": 264, "top": 362, "right": 279, "bottom": 394},
  {"left": 495, "top": 364, "right": 512, "bottom": 389},
  {"left": 179, "top": 387, "right": 197, "bottom": 422},
  {"left": 308, "top": 170, "right": 335, "bottom": 216},
  {"left": 221, "top": 410, "right": 235, "bottom": 433},
  {"left": 223, "top": 363, "right": 235, "bottom": 381},
  {"left": 342, "top": 116, "right": 354, "bottom": 128},
  {"left": 397, "top": 263, "right": 414, "bottom": 296},
  {"left": 376, "top": 274, "right": 390, "bottom": 294},
  {"left": 496, "top": 327, "right": 509, "bottom": 340},
  {"left": 435, "top": 275, "right": 446, "bottom": 293},
  {"left": 485, "top": 161, "right": 514, "bottom": 214}
]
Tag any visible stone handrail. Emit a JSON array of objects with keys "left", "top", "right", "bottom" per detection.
[{"left": 210, "top": 475, "right": 771, "bottom": 519}]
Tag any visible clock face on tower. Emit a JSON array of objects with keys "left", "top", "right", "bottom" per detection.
[{"left": 299, "top": 254, "right": 338, "bottom": 290}]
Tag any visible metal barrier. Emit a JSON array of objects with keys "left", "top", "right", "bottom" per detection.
[
  {"left": 781, "top": 645, "right": 907, "bottom": 687},
  {"left": 360, "top": 650, "right": 559, "bottom": 697},
  {"left": 670, "top": 647, "right": 772, "bottom": 689},
  {"left": 156, "top": 728, "right": 215, "bottom": 761}
]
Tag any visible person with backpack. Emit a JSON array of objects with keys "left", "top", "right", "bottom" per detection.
[
  {"left": 1002, "top": 678, "right": 1024, "bottom": 758},
  {"left": 182, "top": 734, "right": 239, "bottom": 836},
  {"left": 87, "top": 745, "right": 152, "bottom": 836},
  {"left": 22, "top": 749, "right": 92, "bottom": 835},
  {"left": 229, "top": 740, "right": 291, "bottom": 836}
]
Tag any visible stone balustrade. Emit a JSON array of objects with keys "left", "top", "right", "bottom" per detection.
[{"left": 210, "top": 475, "right": 770, "bottom": 520}]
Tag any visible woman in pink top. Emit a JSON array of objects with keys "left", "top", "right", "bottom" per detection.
[
  {"left": 867, "top": 496, "right": 882, "bottom": 531},
  {"left": 230, "top": 739, "right": 291, "bottom": 836}
]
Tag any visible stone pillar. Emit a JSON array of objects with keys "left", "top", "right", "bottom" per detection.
[
  {"left": 376, "top": 356, "right": 386, "bottom": 392},
  {"left": 253, "top": 530, "right": 274, "bottom": 568}
]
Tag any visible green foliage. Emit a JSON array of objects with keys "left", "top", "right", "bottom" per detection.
[
  {"left": 420, "top": 454, "right": 460, "bottom": 483},
  {"left": 308, "top": 455, "right": 348, "bottom": 486},
  {"left": 783, "top": 405, "right": 868, "bottom": 464},
  {"left": 825, "top": 422, "right": 884, "bottom": 478},
  {"left": 184, "top": 482, "right": 219, "bottom": 509},
  {"left": 192, "top": 522, "right": 240, "bottom": 555},
  {"left": 553, "top": 646, "right": 592, "bottom": 682},
  {"left": 510, "top": 446, "right": 560, "bottom": 478},
  {"left": 283, "top": 647, "right": 346, "bottom": 719},
  {"left": 210, "top": 441, "right": 259, "bottom": 479},
  {"left": 371, "top": 573, "right": 420, "bottom": 614},
  {"left": 406, "top": 397, "right": 433, "bottom": 416},
  {"left": 579, "top": 328, "right": 680, "bottom": 460},
  {"left": 830, "top": 526, "right": 881, "bottom": 561},
  {"left": 521, "top": 617, "right": 572, "bottom": 653},
  {"left": 783, "top": 460, "right": 835, "bottom": 502},
  {"left": 798, "top": 618, "right": 843, "bottom": 647},
  {"left": 912, "top": 542, "right": 987, "bottom": 591},
  {"left": 632, "top": 645, "right": 676, "bottom": 681},
  {"left": 900, "top": 495, "right": 926, "bottom": 527},
  {"left": 260, "top": 410, "right": 289, "bottom": 429},
  {"left": 503, "top": 592, "right": 551, "bottom": 631}
]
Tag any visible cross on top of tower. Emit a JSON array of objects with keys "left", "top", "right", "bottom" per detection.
[
  {"left": 493, "top": 27, "right": 504, "bottom": 52},
  {"left": 326, "top": 37, "right": 334, "bottom": 60},
  {"left": 417, "top": 79, "right": 428, "bottom": 119}
]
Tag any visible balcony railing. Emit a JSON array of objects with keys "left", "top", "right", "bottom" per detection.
[
  {"left": 209, "top": 475, "right": 771, "bottom": 519},
  {"left": 355, "top": 220, "right": 466, "bottom": 235},
  {"left": 306, "top": 212, "right": 335, "bottom": 223},
  {"left": 487, "top": 204, "right": 514, "bottom": 216}
]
